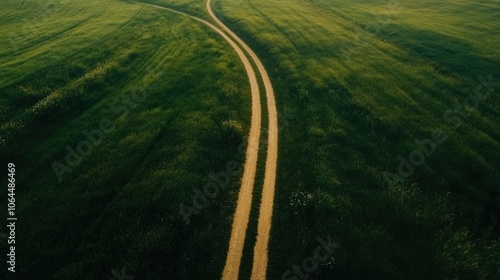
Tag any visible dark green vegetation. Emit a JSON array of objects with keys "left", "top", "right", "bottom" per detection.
[
  {"left": 1, "top": 0, "right": 499, "bottom": 279},
  {"left": 212, "top": 0, "right": 500, "bottom": 279},
  {"left": 1, "top": 0, "right": 251, "bottom": 279}
]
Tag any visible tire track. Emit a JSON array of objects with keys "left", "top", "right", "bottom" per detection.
[
  {"left": 135, "top": 2, "right": 264, "bottom": 279},
  {"left": 206, "top": 1, "right": 279, "bottom": 279}
]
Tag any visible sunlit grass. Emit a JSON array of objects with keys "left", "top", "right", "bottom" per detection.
[
  {"left": 215, "top": 0, "right": 499, "bottom": 278},
  {"left": 1, "top": 0, "right": 250, "bottom": 279}
]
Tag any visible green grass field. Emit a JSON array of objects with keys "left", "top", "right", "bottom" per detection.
[
  {"left": 1, "top": 0, "right": 499, "bottom": 279},
  {"left": 213, "top": 0, "right": 500, "bottom": 279},
  {"left": 1, "top": 0, "right": 251, "bottom": 279}
]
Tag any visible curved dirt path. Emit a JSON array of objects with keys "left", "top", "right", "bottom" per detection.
[
  {"left": 206, "top": 1, "right": 279, "bottom": 279},
  {"left": 136, "top": 2, "right": 263, "bottom": 277}
]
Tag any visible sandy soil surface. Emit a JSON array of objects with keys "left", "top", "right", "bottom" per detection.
[
  {"left": 206, "top": 1, "right": 279, "bottom": 279},
  {"left": 139, "top": 2, "right": 264, "bottom": 279}
]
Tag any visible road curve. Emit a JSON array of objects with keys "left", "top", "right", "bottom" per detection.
[
  {"left": 206, "top": 1, "right": 279, "bottom": 279},
  {"left": 136, "top": 2, "right": 263, "bottom": 278}
]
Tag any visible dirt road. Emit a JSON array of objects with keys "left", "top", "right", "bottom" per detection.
[
  {"left": 138, "top": 2, "right": 278, "bottom": 278},
  {"left": 206, "top": 1, "right": 279, "bottom": 279},
  {"left": 138, "top": 2, "right": 264, "bottom": 278}
]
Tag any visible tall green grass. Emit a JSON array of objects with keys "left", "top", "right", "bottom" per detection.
[
  {"left": 1, "top": 0, "right": 251, "bottom": 279},
  {"left": 214, "top": 0, "right": 499, "bottom": 278},
  {"left": 1, "top": 0, "right": 498, "bottom": 279}
]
